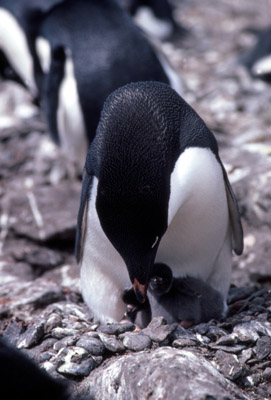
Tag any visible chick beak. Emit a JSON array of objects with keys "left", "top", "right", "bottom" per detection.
[{"left": 133, "top": 278, "right": 147, "bottom": 303}]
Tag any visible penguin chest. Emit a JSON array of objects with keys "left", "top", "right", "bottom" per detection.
[
  {"left": 156, "top": 147, "right": 230, "bottom": 281},
  {"left": 80, "top": 177, "right": 130, "bottom": 323}
]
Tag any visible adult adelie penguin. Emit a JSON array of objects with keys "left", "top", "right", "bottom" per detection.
[
  {"left": 76, "top": 81, "right": 243, "bottom": 324},
  {"left": 0, "top": 0, "right": 66, "bottom": 96},
  {"left": 36, "top": 0, "right": 182, "bottom": 168}
]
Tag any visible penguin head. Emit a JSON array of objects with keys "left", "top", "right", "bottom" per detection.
[
  {"left": 96, "top": 176, "right": 168, "bottom": 303},
  {"left": 149, "top": 263, "right": 173, "bottom": 296}
]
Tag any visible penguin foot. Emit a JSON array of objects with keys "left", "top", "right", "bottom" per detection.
[{"left": 178, "top": 320, "right": 194, "bottom": 329}]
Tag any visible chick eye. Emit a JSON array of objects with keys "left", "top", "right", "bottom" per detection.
[
  {"left": 151, "top": 276, "right": 163, "bottom": 286},
  {"left": 151, "top": 236, "right": 159, "bottom": 249}
]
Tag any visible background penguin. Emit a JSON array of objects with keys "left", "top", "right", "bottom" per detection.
[
  {"left": 240, "top": 26, "right": 271, "bottom": 83},
  {"left": 123, "top": 263, "right": 225, "bottom": 328},
  {"left": 0, "top": 0, "right": 66, "bottom": 97},
  {"left": 36, "top": 0, "right": 182, "bottom": 169},
  {"left": 0, "top": 337, "right": 89, "bottom": 400},
  {"left": 118, "top": 0, "right": 178, "bottom": 40},
  {"left": 75, "top": 80, "right": 243, "bottom": 324}
]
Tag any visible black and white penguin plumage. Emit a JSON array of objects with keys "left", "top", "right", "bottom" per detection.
[
  {"left": 76, "top": 81, "right": 243, "bottom": 324},
  {"left": 36, "top": 0, "right": 182, "bottom": 168},
  {"left": 0, "top": 0, "right": 65, "bottom": 96},
  {"left": 0, "top": 337, "right": 89, "bottom": 400},
  {"left": 123, "top": 263, "right": 225, "bottom": 327},
  {"left": 240, "top": 26, "right": 271, "bottom": 83},
  {"left": 119, "top": 0, "right": 177, "bottom": 40}
]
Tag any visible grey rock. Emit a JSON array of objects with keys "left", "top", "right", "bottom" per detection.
[
  {"left": 51, "top": 327, "right": 79, "bottom": 340},
  {"left": 53, "top": 336, "right": 79, "bottom": 351},
  {"left": 142, "top": 317, "right": 177, "bottom": 342},
  {"left": 57, "top": 358, "right": 95, "bottom": 377},
  {"left": 97, "top": 322, "right": 135, "bottom": 335},
  {"left": 54, "top": 346, "right": 89, "bottom": 366},
  {"left": 17, "top": 319, "right": 45, "bottom": 348},
  {"left": 204, "top": 326, "right": 228, "bottom": 341},
  {"left": 2, "top": 238, "right": 64, "bottom": 272},
  {"left": 233, "top": 322, "right": 260, "bottom": 343},
  {"left": 44, "top": 313, "right": 62, "bottom": 333},
  {"left": 228, "top": 286, "right": 256, "bottom": 304},
  {"left": 215, "top": 334, "right": 237, "bottom": 346},
  {"left": 79, "top": 347, "right": 249, "bottom": 399},
  {"left": 255, "top": 336, "right": 271, "bottom": 360},
  {"left": 8, "top": 181, "right": 81, "bottom": 242},
  {"left": 173, "top": 338, "right": 198, "bottom": 348},
  {"left": 2, "top": 319, "right": 26, "bottom": 345},
  {"left": 38, "top": 351, "right": 55, "bottom": 363},
  {"left": 0, "top": 278, "right": 65, "bottom": 316},
  {"left": 208, "top": 343, "right": 246, "bottom": 354},
  {"left": 263, "top": 368, "right": 271, "bottom": 381},
  {"left": 214, "top": 350, "right": 246, "bottom": 381},
  {"left": 242, "top": 374, "right": 261, "bottom": 388},
  {"left": 239, "top": 349, "right": 253, "bottom": 364},
  {"left": 0, "top": 261, "right": 34, "bottom": 284},
  {"left": 98, "top": 333, "right": 125, "bottom": 353},
  {"left": 76, "top": 337, "right": 105, "bottom": 356},
  {"left": 123, "top": 332, "right": 152, "bottom": 351}
]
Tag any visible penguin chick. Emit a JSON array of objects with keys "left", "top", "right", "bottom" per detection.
[
  {"left": 122, "top": 263, "right": 225, "bottom": 328},
  {"left": 148, "top": 263, "right": 226, "bottom": 326},
  {"left": 76, "top": 81, "right": 243, "bottom": 324}
]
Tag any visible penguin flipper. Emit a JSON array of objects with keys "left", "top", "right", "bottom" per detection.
[
  {"left": 75, "top": 169, "right": 93, "bottom": 263},
  {"left": 221, "top": 164, "right": 244, "bottom": 255}
]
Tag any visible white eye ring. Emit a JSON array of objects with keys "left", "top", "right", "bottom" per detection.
[{"left": 151, "top": 236, "right": 159, "bottom": 249}]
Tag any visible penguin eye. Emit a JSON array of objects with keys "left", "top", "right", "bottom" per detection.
[
  {"left": 151, "top": 236, "right": 159, "bottom": 249},
  {"left": 150, "top": 276, "right": 163, "bottom": 286}
]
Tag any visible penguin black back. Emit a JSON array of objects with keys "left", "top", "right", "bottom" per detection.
[{"left": 39, "top": 0, "right": 172, "bottom": 145}]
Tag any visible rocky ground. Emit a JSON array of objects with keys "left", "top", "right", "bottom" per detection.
[{"left": 0, "top": 0, "right": 271, "bottom": 399}]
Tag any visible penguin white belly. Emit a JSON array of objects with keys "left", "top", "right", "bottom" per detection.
[
  {"left": 0, "top": 8, "right": 36, "bottom": 95},
  {"left": 156, "top": 147, "right": 231, "bottom": 300},
  {"left": 57, "top": 50, "right": 88, "bottom": 170},
  {"left": 80, "top": 177, "right": 130, "bottom": 323}
]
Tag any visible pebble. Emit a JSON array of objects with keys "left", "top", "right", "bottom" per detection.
[
  {"left": 208, "top": 343, "right": 246, "bottom": 354},
  {"left": 57, "top": 358, "right": 95, "bottom": 377},
  {"left": 141, "top": 317, "right": 177, "bottom": 343},
  {"left": 44, "top": 313, "right": 62, "bottom": 333},
  {"left": 38, "top": 351, "right": 55, "bottom": 363},
  {"left": 227, "top": 286, "right": 256, "bottom": 304},
  {"left": 255, "top": 336, "right": 271, "bottom": 360},
  {"left": 239, "top": 348, "right": 253, "bottom": 364},
  {"left": 232, "top": 323, "right": 260, "bottom": 343},
  {"left": 53, "top": 335, "right": 78, "bottom": 351},
  {"left": 17, "top": 319, "right": 45, "bottom": 348},
  {"left": 2, "top": 319, "right": 26, "bottom": 346},
  {"left": 263, "top": 368, "right": 271, "bottom": 382},
  {"left": 50, "top": 327, "right": 79, "bottom": 339},
  {"left": 98, "top": 333, "right": 125, "bottom": 353},
  {"left": 97, "top": 322, "right": 135, "bottom": 335},
  {"left": 173, "top": 338, "right": 198, "bottom": 348},
  {"left": 76, "top": 337, "right": 105, "bottom": 356},
  {"left": 122, "top": 332, "right": 152, "bottom": 352},
  {"left": 215, "top": 350, "right": 245, "bottom": 381}
]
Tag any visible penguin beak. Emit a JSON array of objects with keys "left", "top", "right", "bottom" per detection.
[{"left": 133, "top": 278, "right": 148, "bottom": 303}]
